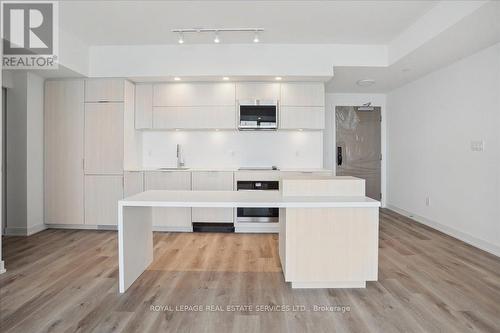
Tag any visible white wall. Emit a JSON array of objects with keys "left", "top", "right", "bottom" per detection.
[
  {"left": 6, "top": 72, "right": 28, "bottom": 233},
  {"left": 324, "top": 93, "right": 387, "bottom": 206},
  {"left": 89, "top": 44, "right": 387, "bottom": 78},
  {"left": 5, "top": 72, "right": 46, "bottom": 236},
  {"left": 0, "top": 58, "right": 4, "bottom": 273},
  {"left": 142, "top": 130, "right": 323, "bottom": 169},
  {"left": 26, "top": 73, "right": 45, "bottom": 232},
  {"left": 387, "top": 42, "right": 500, "bottom": 256}
]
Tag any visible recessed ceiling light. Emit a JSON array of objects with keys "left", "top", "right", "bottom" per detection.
[
  {"left": 214, "top": 31, "right": 220, "bottom": 43},
  {"left": 222, "top": 77, "right": 229, "bottom": 81},
  {"left": 178, "top": 32, "right": 184, "bottom": 44},
  {"left": 275, "top": 77, "right": 282, "bottom": 81},
  {"left": 174, "top": 77, "right": 181, "bottom": 81},
  {"left": 356, "top": 79, "right": 375, "bottom": 87},
  {"left": 253, "top": 31, "right": 260, "bottom": 43}
]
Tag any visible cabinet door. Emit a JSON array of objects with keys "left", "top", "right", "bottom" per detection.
[
  {"left": 280, "top": 106, "right": 325, "bottom": 129},
  {"left": 152, "top": 106, "right": 236, "bottom": 129},
  {"left": 144, "top": 171, "right": 192, "bottom": 230},
  {"left": 45, "top": 80, "right": 85, "bottom": 225},
  {"left": 84, "top": 175, "right": 123, "bottom": 226},
  {"left": 124, "top": 171, "right": 144, "bottom": 197},
  {"left": 192, "top": 171, "right": 233, "bottom": 223},
  {"left": 153, "top": 83, "right": 235, "bottom": 106},
  {"left": 235, "top": 83, "right": 280, "bottom": 100},
  {"left": 84, "top": 103, "right": 124, "bottom": 174},
  {"left": 135, "top": 84, "right": 153, "bottom": 129},
  {"left": 280, "top": 83, "right": 325, "bottom": 106},
  {"left": 85, "top": 79, "right": 124, "bottom": 102}
]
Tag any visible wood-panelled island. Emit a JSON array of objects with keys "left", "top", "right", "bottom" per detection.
[{"left": 118, "top": 177, "right": 380, "bottom": 293}]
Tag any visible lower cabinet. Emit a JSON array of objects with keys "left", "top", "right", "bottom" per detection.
[
  {"left": 84, "top": 175, "right": 123, "bottom": 226},
  {"left": 144, "top": 171, "right": 192, "bottom": 231},
  {"left": 191, "top": 171, "right": 234, "bottom": 223},
  {"left": 124, "top": 171, "right": 144, "bottom": 197}
]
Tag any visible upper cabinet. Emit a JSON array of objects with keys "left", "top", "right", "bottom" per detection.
[
  {"left": 279, "top": 83, "right": 325, "bottom": 130},
  {"left": 135, "top": 84, "right": 153, "bottom": 129},
  {"left": 280, "top": 83, "right": 325, "bottom": 106},
  {"left": 236, "top": 83, "right": 280, "bottom": 100},
  {"left": 85, "top": 79, "right": 125, "bottom": 102},
  {"left": 134, "top": 81, "right": 326, "bottom": 130},
  {"left": 151, "top": 83, "right": 236, "bottom": 130},
  {"left": 153, "top": 83, "right": 235, "bottom": 106}
]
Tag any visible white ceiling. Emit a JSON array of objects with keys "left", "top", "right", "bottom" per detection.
[
  {"left": 59, "top": 0, "right": 437, "bottom": 45},
  {"left": 326, "top": 0, "right": 500, "bottom": 92}
]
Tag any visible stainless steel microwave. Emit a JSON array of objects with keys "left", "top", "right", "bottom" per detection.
[{"left": 238, "top": 100, "right": 278, "bottom": 130}]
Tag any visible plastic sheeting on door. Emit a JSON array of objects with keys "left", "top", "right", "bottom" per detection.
[{"left": 335, "top": 106, "right": 381, "bottom": 200}]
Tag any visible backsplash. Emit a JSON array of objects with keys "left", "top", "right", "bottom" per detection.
[{"left": 142, "top": 130, "right": 323, "bottom": 169}]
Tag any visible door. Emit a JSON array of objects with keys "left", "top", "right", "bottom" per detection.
[
  {"left": 84, "top": 103, "right": 124, "bottom": 174},
  {"left": 44, "top": 80, "right": 85, "bottom": 225},
  {"left": 335, "top": 106, "right": 381, "bottom": 200}
]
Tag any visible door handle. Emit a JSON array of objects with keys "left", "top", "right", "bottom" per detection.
[{"left": 337, "top": 146, "right": 342, "bottom": 166}]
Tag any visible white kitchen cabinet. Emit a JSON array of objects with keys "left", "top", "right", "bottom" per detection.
[
  {"left": 192, "top": 171, "right": 234, "bottom": 223},
  {"left": 152, "top": 106, "right": 236, "bottom": 129},
  {"left": 280, "top": 106, "right": 325, "bottom": 130},
  {"left": 280, "top": 83, "right": 325, "bottom": 106},
  {"left": 153, "top": 83, "right": 235, "bottom": 106},
  {"left": 84, "top": 175, "right": 123, "bottom": 226},
  {"left": 85, "top": 79, "right": 125, "bottom": 102},
  {"left": 235, "top": 83, "right": 280, "bottom": 100},
  {"left": 44, "top": 80, "right": 85, "bottom": 225},
  {"left": 124, "top": 171, "right": 144, "bottom": 197},
  {"left": 84, "top": 103, "right": 124, "bottom": 174},
  {"left": 144, "top": 171, "right": 192, "bottom": 230},
  {"left": 135, "top": 84, "right": 153, "bottom": 129}
]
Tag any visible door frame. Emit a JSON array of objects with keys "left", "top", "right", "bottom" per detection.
[{"left": 324, "top": 94, "right": 386, "bottom": 207}]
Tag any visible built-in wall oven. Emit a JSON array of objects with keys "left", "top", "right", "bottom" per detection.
[{"left": 236, "top": 181, "right": 279, "bottom": 223}]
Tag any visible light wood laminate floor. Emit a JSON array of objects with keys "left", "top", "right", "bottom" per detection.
[{"left": 1, "top": 209, "right": 500, "bottom": 333}]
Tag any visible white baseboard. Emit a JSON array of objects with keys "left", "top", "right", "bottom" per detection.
[
  {"left": 46, "top": 224, "right": 193, "bottom": 233},
  {"left": 386, "top": 204, "right": 500, "bottom": 257},
  {"left": 27, "top": 224, "right": 47, "bottom": 235},
  {"left": 46, "top": 224, "right": 117, "bottom": 231},
  {"left": 291, "top": 281, "right": 366, "bottom": 289},
  {"left": 4, "top": 223, "right": 47, "bottom": 236},
  {"left": 153, "top": 226, "right": 193, "bottom": 232}
]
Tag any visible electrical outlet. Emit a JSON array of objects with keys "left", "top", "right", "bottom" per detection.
[
  {"left": 470, "top": 140, "right": 485, "bottom": 152},
  {"left": 425, "top": 197, "right": 430, "bottom": 206}
]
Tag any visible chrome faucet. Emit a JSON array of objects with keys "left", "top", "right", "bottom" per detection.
[{"left": 176, "top": 144, "right": 185, "bottom": 168}]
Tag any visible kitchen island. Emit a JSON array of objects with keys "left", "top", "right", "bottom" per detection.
[{"left": 118, "top": 177, "right": 380, "bottom": 293}]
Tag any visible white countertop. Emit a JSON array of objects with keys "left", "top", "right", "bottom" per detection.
[
  {"left": 125, "top": 168, "right": 333, "bottom": 173},
  {"left": 120, "top": 190, "right": 380, "bottom": 208}
]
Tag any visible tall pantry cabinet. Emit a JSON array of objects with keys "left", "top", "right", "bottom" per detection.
[{"left": 44, "top": 79, "right": 137, "bottom": 226}]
